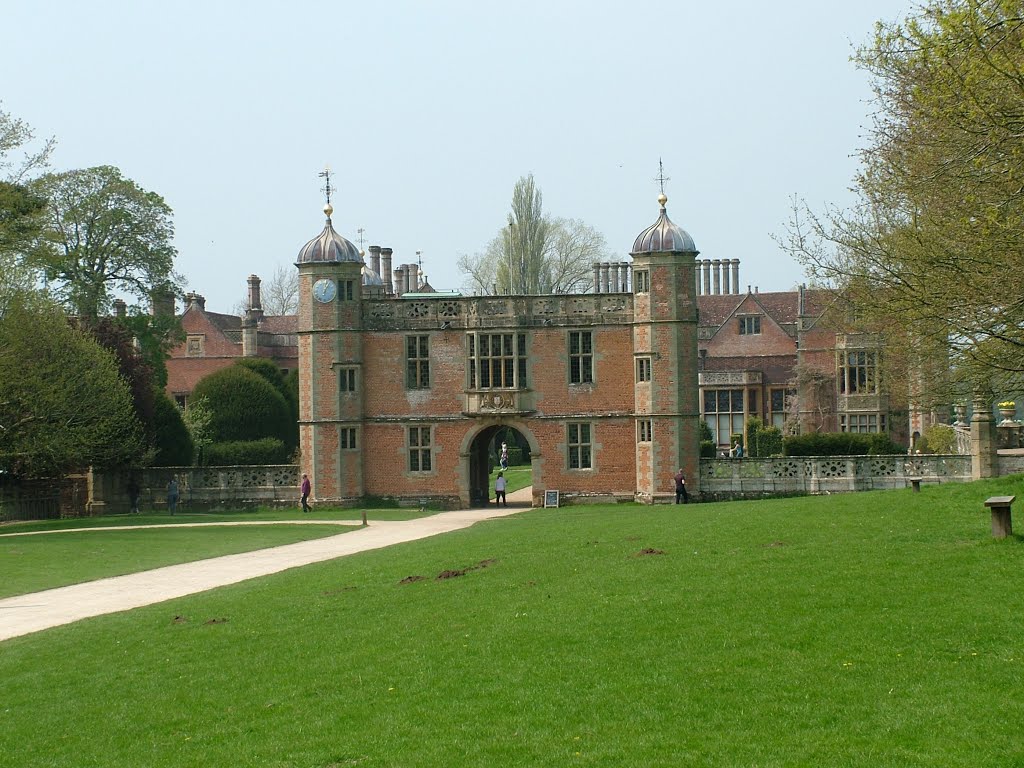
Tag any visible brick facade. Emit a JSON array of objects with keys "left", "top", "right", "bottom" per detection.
[{"left": 169, "top": 201, "right": 910, "bottom": 508}]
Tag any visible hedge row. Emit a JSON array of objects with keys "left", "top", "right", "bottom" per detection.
[{"left": 203, "top": 438, "right": 290, "bottom": 466}]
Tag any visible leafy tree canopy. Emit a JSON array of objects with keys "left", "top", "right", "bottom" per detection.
[
  {"left": 783, "top": 0, "right": 1024, "bottom": 399},
  {"left": 26, "top": 165, "right": 180, "bottom": 318},
  {"left": 0, "top": 298, "right": 144, "bottom": 477}
]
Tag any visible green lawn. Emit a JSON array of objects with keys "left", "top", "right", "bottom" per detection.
[
  {"left": 490, "top": 465, "right": 532, "bottom": 496},
  {"left": 2, "top": 477, "right": 1024, "bottom": 766},
  {"left": 0, "top": 523, "right": 354, "bottom": 598},
  {"left": 0, "top": 504, "right": 435, "bottom": 535}
]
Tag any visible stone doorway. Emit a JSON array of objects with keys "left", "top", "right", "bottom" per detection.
[{"left": 467, "top": 423, "right": 533, "bottom": 507}]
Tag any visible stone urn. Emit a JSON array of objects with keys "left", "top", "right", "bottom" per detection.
[
  {"left": 999, "top": 406, "right": 1017, "bottom": 424},
  {"left": 953, "top": 404, "right": 967, "bottom": 426}
]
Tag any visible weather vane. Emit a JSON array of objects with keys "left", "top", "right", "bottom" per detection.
[
  {"left": 319, "top": 165, "right": 333, "bottom": 205},
  {"left": 356, "top": 227, "right": 366, "bottom": 250},
  {"left": 655, "top": 158, "right": 670, "bottom": 195}
]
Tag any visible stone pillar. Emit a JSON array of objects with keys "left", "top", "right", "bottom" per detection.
[
  {"left": 702, "top": 259, "right": 711, "bottom": 295},
  {"left": 620, "top": 261, "right": 631, "bottom": 292},
  {"left": 610, "top": 263, "right": 621, "bottom": 292},
  {"left": 731, "top": 259, "right": 740, "bottom": 294},
  {"left": 712, "top": 259, "right": 721, "bottom": 295},
  {"left": 971, "top": 394, "right": 998, "bottom": 479},
  {"left": 242, "top": 315, "right": 257, "bottom": 356},
  {"left": 600, "top": 263, "right": 610, "bottom": 293},
  {"left": 593, "top": 263, "right": 602, "bottom": 293},
  {"left": 380, "top": 247, "right": 394, "bottom": 295}
]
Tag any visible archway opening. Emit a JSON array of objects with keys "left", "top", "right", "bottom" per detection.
[{"left": 468, "top": 424, "right": 532, "bottom": 507}]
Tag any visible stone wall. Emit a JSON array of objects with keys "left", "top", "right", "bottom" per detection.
[
  {"left": 92, "top": 466, "right": 300, "bottom": 514},
  {"left": 699, "top": 454, "right": 972, "bottom": 500}
]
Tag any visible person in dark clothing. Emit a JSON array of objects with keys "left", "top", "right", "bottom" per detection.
[
  {"left": 301, "top": 473, "right": 311, "bottom": 513},
  {"left": 127, "top": 477, "right": 140, "bottom": 514},
  {"left": 673, "top": 468, "right": 689, "bottom": 504}
]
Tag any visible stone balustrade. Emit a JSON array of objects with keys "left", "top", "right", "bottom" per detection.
[{"left": 699, "top": 454, "right": 971, "bottom": 500}]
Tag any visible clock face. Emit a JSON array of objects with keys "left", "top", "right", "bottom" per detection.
[{"left": 313, "top": 278, "right": 337, "bottom": 303}]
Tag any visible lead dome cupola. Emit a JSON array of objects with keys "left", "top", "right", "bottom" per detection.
[
  {"left": 295, "top": 203, "right": 363, "bottom": 264},
  {"left": 631, "top": 194, "right": 698, "bottom": 255}
]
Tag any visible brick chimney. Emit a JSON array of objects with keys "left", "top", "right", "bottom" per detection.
[
  {"left": 246, "top": 274, "right": 263, "bottom": 321},
  {"left": 113, "top": 298, "right": 127, "bottom": 318}
]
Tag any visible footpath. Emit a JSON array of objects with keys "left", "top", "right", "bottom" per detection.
[{"left": 0, "top": 488, "right": 532, "bottom": 643}]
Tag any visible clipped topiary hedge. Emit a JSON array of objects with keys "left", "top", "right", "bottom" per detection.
[
  {"left": 746, "top": 417, "right": 784, "bottom": 458},
  {"left": 191, "top": 365, "right": 292, "bottom": 446},
  {"left": 700, "top": 440, "right": 717, "bottom": 458},
  {"left": 783, "top": 432, "right": 905, "bottom": 456},
  {"left": 151, "top": 392, "right": 193, "bottom": 466},
  {"left": 204, "top": 438, "right": 289, "bottom": 466}
]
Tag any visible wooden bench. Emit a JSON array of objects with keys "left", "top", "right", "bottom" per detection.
[
  {"left": 984, "top": 495, "right": 1015, "bottom": 539},
  {"left": 909, "top": 477, "right": 923, "bottom": 493}
]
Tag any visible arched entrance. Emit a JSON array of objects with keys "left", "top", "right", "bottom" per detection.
[{"left": 465, "top": 423, "right": 535, "bottom": 507}]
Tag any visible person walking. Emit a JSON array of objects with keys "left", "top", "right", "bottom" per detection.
[
  {"left": 167, "top": 475, "right": 179, "bottom": 515},
  {"left": 499, "top": 441, "right": 509, "bottom": 471},
  {"left": 673, "top": 468, "right": 689, "bottom": 504},
  {"left": 494, "top": 471, "right": 507, "bottom": 507},
  {"left": 300, "top": 473, "right": 311, "bottom": 513}
]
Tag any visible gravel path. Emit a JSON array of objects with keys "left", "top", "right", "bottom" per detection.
[{"left": 0, "top": 488, "right": 532, "bottom": 642}]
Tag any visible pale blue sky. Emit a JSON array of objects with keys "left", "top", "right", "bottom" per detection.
[{"left": 4, "top": 0, "right": 911, "bottom": 312}]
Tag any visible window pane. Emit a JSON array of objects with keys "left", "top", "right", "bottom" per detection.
[
  {"left": 731, "top": 390, "right": 744, "bottom": 411},
  {"left": 569, "top": 424, "right": 579, "bottom": 443},
  {"left": 422, "top": 451, "right": 431, "bottom": 471},
  {"left": 580, "top": 446, "right": 591, "bottom": 468},
  {"left": 580, "top": 423, "right": 590, "bottom": 443},
  {"left": 582, "top": 332, "right": 592, "bottom": 354}
]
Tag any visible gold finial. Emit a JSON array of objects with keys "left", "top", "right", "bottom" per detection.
[
  {"left": 655, "top": 158, "right": 670, "bottom": 209},
  {"left": 323, "top": 202, "right": 334, "bottom": 219}
]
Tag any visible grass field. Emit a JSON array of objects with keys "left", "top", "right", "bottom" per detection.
[
  {"left": 490, "top": 465, "right": 532, "bottom": 497},
  {"left": 2, "top": 477, "right": 1024, "bottom": 766},
  {"left": 0, "top": 523, "right": 354, "bottom": 598}
]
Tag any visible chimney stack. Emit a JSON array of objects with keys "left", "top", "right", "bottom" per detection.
[
  {"left": 593, "top": 263, "right": 602, "bottom": 294},
  {"left": 381, "top": 247, "right": 394, "bottom": 295},
  {"left": 368, "top": 245, "right": 381, "bottom": 279},
  {"left": 731, "top": 259, "right": 740, "bottom": 294},
  {"left": 246, "top": 274, "right": 263, "bottom": 321},
  {"left": 702, "top": 259, "right": 711, "bottom": 296},
  {"left": 113, "top": 298, "right": 127, "bottom": 318}
]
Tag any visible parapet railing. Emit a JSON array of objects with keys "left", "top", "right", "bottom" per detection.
[{"left": 699, "top": 454, "right": 972, "bottom": 498}]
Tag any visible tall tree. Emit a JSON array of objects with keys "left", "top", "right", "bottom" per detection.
[
  {"left": 460, "top": 174, "right": 610, "bottom": 295},
  {"left": 0, "top": 103, "right": 54, "bottom": 183},
  {"left": 260, "top": 265, "right": 299, "bottom": 315},
  {"left": 26, "top": 165, "right": 179, "bottom": 318},
  {"left": 0, "top": 107, "right": 51, "bottom": 305},
  {"left": 783, "top": 0, "right": 1024, "bottom": 398},
  {"left": 0, "top": 297, "right": 144, "bottom": 477}
]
